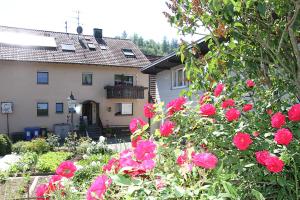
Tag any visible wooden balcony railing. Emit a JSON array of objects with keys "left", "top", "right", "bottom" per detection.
[{"left": 104, "top": 85, "right": 147, "bottom": 99}]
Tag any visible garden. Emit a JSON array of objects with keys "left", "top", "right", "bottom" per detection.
[{"left": 1, "top": 0, "right": 300, "bottom": 199}]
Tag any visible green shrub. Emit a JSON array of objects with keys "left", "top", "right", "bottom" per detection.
[
  {"left": 12, "top": 138, "right": 50, "bottom": 154},
  {"left": 46, "top": 133, "right": 60, "bottom": 150},
  {"left": 36, "top": 151, "right": 72, "bottom": 173},
  {"left": 73, "top": 164, "right": 102, "bottom": 190},
  {"left": 8, "top": 152, "right": 38, "bottom": 175},
  {"left": 0, "top": 134, "right": 12, "bottom": 156}
]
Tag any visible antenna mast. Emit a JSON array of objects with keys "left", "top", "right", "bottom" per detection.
[{"left": 65, "top": 21, "right": 68, "bottom": 33}]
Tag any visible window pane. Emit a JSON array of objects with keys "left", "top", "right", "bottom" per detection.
[
  {"left": 122, "top": 103, "right": 133, "bottom": 115},
  {"left": 114, "top": 75, "right": 122, "bottom": 85},
  {"left": 177, "top": 69, "right": 183, "bottom": 86},
  {"left": 37, "top": 103, "right": 48, "bottom": 116},
  {"left": 56, "top": 103, "right": 63, "bottom": 113},
  {"left": 37, "top": 72, "right": 48, "bottom": 84},
  {"left": 82, "top": 73, "right": 92, "bottom": 85}
]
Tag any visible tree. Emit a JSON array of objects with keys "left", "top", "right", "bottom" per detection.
[
  {"left": 162, "top": 36, "right": 170, "bottom": 53},
  {"left": 164, "top": 0, "right": 300, "bottom": 99},
  {"left": 121, "top": 30, "right": 128, "bottom": 39}
]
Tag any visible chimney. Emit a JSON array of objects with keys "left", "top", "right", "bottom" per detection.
[{"left": 93, "top": 28, "right": 102, "bottom": 39}]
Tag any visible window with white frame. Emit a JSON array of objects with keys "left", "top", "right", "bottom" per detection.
[
  {"left": 173, "top": 68, "right": 188, "bottom": 88},
  {"left": 115, "top": 103, "right": 133, "bottom": 115}
]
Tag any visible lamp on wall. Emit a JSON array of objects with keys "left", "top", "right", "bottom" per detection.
[{"left": 107, "top": 106, "right": 112, "bottom": 112}]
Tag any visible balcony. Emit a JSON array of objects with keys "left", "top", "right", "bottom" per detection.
[{"left": 104, "top": 85, "right": 147, "bottom": 99}]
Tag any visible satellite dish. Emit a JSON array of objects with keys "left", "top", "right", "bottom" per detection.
[{"left": 76, "top": 26, "right": 83, "bottom": 34}]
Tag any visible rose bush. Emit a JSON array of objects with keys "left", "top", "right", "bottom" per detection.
[{"left": 36, "top": 81, "right": 299, "bottom": 199}]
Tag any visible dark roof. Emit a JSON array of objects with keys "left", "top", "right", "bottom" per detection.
[
  {"left": 141, "top": 37, "right": 209, "bottom": 74},
  {"left": 0, "top": 26, "right": 150, "bottom": 68}
]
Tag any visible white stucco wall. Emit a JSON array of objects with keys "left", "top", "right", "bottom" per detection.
[{"left": 155, "top": 65, "right": 188, "bottom": 105}]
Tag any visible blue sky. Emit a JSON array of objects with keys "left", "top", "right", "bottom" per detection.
[{"left": 0, "top": 0, "right": 180, "bottom": 42}]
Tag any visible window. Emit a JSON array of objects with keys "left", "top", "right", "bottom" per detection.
[
  {"left": 37, "top": 72, "right": 48, "bottom": 84},
  {"left": 115, "top": 103, "right": 133, "bottom": 115},
  {"left": 61, "top": 44, "right": 75, "bottom": 52},
  {"left": 114, "top": 74, "right": 133, "bottom": 86},
  {"left": 37, "top": 103, "right": 48, "bottom": 116},
  {"left": 173, "top": 68, "right": 188, "bottom": 88},
  {"left": 122, "top": 49, "right": 136, "bottom": 58},
  {"left": 87, "top": 43, "right": 96, "bottom": 50},
  {"left": 82, "top": 73, "right": 93, "bottom": 85},
  {"left": 56, "top": 103, "right": 63, "bottom": 113}
]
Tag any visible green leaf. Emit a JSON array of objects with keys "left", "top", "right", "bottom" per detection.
[
  {"left": 174, "top": 186, "right": 185, "bottom": 197},
  {"left": 251, "top": 189, "right": 265, "bottom": 200},
  {"left": 244, "top": 163, "right": 255, "bottom": 168},
  {"left": 222, "top": 181, "right": 238, "bottom": 198},
  {"left": 111, "top": 174, "right": 132, "bottom": 186}
]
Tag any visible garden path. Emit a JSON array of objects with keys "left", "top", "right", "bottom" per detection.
[{"left": 0, "top": 154, "right": 21, "bottom": 171}]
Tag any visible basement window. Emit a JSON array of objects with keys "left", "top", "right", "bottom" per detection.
[
  {"left": 122, "top": 48, "right": 136, "bottom": 58},
  {"left": 61, "top": 44, "right": 75, "bottom": 52}
]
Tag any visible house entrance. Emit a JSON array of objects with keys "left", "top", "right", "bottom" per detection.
[{"left": 82, "top": 100, "right": 99, "bottom": 125}]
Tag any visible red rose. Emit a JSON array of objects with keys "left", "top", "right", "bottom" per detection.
[
  {"left": 160, "top": 121, "right": 175, "bottom": 137},
  {"left": 288, "top": 104, "right": 300, "bottom": 121},
  {"left": 221, "top": 99, "right": 235, "bottom": 109},
  {"left": 246, "top": 80, "right": 255, "bottom": 87},
  {"left": 233, "top": 132, "right": 252, "bottom": 150},
  {"left": 166, "top": 97, "right": 186, "bottom": 116},
  {"left": 274, "top": 128, "right": 293, "bottom": 146},
  {"left": 129, "top": 118, "right": 147, "bottom": 134},
  {"left": 255, "top": 150, "right": 271, "bottom": 166},
  {"left": 200, "top": 103, "right": 216, "bottom": 116},
  {"left": 214, "top": 83, "right": 224, "bottom": 97},
  {"left": 225, "top": 108, "right": 241, "bottom": 122},
  {"left": 271, "top": 112, "right": 286, "bottom": 128},
  {"left": 143, "top": 103, "right": 155, "bottom": 119},
  {"left": 36, "top": 184, "right": 49, "bottom": 200},
  {"left": 265, "top": 156, "right": 284, "bottom": 173},
  {"left": 242, "top": 104, "right": 253, "bottom": 112},
  {"left": 192, "top": 152, "right": 218, "bottom": 169}
]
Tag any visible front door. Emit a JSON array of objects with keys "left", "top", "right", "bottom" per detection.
[
  {"left": 82, "top": 102, "right": 93, "bottom": 125},
  {"left": 82, "top": 101, "right": 100, "bottom": 126}
]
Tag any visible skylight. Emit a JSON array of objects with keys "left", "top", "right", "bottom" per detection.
[
  {"left": 87, "top": 43, "right": 96, "bottom": 50},
  {"left": 122, "top": 48, "right": 136, "bottom": 58},
  {"left": 100, "top": 44, "right": 107, "bottom": 50},
  {"left": 61, "top": 44, "right": 75, "bottom": 52},
  {"left": 0, "top": 32, "right": 57, "bottom": 49}
]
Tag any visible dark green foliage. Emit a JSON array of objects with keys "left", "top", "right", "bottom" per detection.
[
  {"left": 0, "top": 134, "right": 12, "bottom": 156},
  {"left": 12, "top": 138, "right": 50, "bottom": 154}
]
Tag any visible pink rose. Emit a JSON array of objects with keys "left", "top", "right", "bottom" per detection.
[
  {"left": 144, "top": 103, "right": 155, "bottom": 118},
  {"left": 233, "top": 132, "right": 252, "bottom": 150},
  {"left": 131, "top": 135, "right": 142, "bottom": 148},
  {"left": 243, "top": 104, "right": 253, "bottom": 112},
  {"left": 160, "top": 121, "right": 175, "bottom": 137},
  {"left": 271, "top": 112, "right": 286, "bottom": 128},
  {"left": 255, "top": 150, "right": 271, "bottom": 166},
  {"left": 192, "top": 152, "right": 218, "bottom": 169},
  {"left": 55, "top": 161, "right": 77, "bottom": 178},
  {"left": 36, "top": 184, "right": 49, "bottom": 200},
  {"left": 134, "top": 140, "right": 156, "bottom": 161},
  {"left": 176, "top": 150, "right": 188, "bottom": 166},
  {"left": 166, "top": 97, "right": 186, "bottom": 116},
  {"left": 86, "top": 175, "right": 112, "bottom": 200},
  {"left": 265, "top": 156, "right": 284, "bottom": 173},
  {"left": 288, "top": 104, "right": 300, "bottom": 121},
  {"left": 225, "top": 108, "right": 240, "bottom": 122},
  {"left": 200, "top": 103, "right": 216, "bottom": 116},
  {"left": 214, "top": 83, "right": 224, "bottom": 97},
  {"left": 129, "top": 118, "right": 147, "bottom": 133},
  {"left": 274, "top": 128, "right": 293, "bottom": 146},
  {"left": 221, "top": 99, "right": 235, "bottom": 109},
  {"left": 246, "top": 80, "right": 255, "bottom": 87}
]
